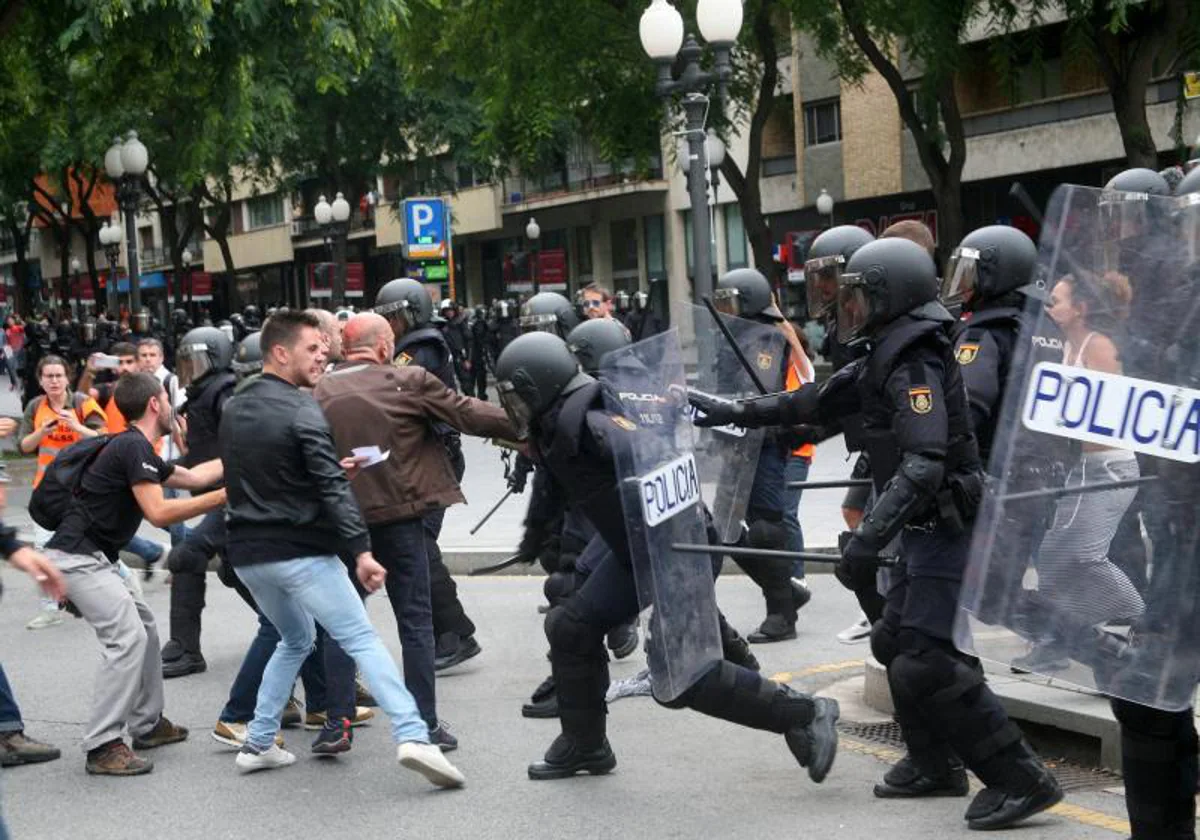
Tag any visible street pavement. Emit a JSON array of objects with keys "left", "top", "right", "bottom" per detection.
[{"left": 0, "top": 573, "right": 1133, "bottom": 839}]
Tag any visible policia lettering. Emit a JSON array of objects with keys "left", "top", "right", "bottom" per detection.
[{"left": 639, "top": 453, "right": 701, "bottom": 527}]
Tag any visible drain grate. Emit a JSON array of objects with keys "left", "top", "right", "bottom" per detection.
[{"left": 838, "top": 721, "right": 1123, "bottom": 792}]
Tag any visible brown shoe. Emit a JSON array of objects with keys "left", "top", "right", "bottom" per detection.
[
  {"left": 132, "top": 716, "right": 189, "bottom": 750},
  {"left": 0, "top": 731, "right": 62, "bottom": 767},
  {"left": 85, "top": 740, "right": 153, "bottom": 776}
]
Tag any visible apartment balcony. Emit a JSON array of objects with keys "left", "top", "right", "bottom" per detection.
[{"left": 501, "top": 158, "right": 666, "bottom": 213}]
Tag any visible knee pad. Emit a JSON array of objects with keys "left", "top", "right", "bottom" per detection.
[
  {"left": 542, "top": 570, "right": 576, "bottom": 607},
  {"left": 746, "top": 517, "right": 787, "bottom": 551},
  {"left": 544, "top": 603, "right": 605, "bottom": 656},
  {"left": 167, "top": 542, "right": 208, "bottom": 575},
  {"left": 869, "top": 619, "right": 899, "bottom": 667},
  {"left": 890, "top": 637, "right": 984, "bottom": 702}
]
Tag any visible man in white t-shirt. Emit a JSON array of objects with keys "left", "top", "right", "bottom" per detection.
[{"left": 138, "top": 339, "right": 190, "bottom": 547}]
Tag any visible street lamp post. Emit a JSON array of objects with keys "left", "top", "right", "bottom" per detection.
[
  {"left": 182, "top": 248, "right": 194, "bottom": 318},
  {"left": 816, "top": 188, "right": 835, "bottom": 228},
  {"left": 69, "top": 257, "right": 81, "bottom": 319},
  {"left": 641, "top": 0, "right": 742, "bottom": 303},
  {"left": 315, "top": 192, "right": 351, "bottom": 307},
  {"left": 104, "top": 131, "right": 149, "bottom": 315},
  {"left": 99, "top": 221, "right": 122, "bottom": 316},
  {"left": 525, "top": 217, "right": 541, "bottom": 294}
]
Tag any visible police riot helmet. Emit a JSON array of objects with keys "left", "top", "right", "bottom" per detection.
[
  {"left": 566, "top": 318, "right": 632, "bottom": 375},
  {"left": 335, "top": 308, "right": 353, "bottom": 323},
  {"left": 942, "top": 225, "right": 1039, "bottom": 311},
  {"left": 1104, "top": 167, "right": 1171, "bottom": 197},
  {"left": 1101, "top": 168, "right": 1172, "bottom": 244},
  {"left": 613, "top": 290, "right": 631, "bottom": 314},
  {"left": 631, "top": 290, "right": 649, "bottom": 312},
  {"left": 713, "top": 268, "right": 783, "bottom": 322},
  {"left": 232, "top": 331, "right": 263, "bottom": 379},
  {"left": 217, "top": 319, "right": 235, "bottom": 343},
  {"left": 171, "top": 308, "right": 189, "bottom": 328},
  {"left": 374, "top": 278, "right": 433, "bottom": 331},
  {"left": 494, "top": 332, "right": 592, "bottom": 440},
  {"left": 79, "top": 319, "right": 97, "bottom": 343},
  {"left": 839, "top": 238, "right": 944, "bottom": 346},
  {"left": 474, "top": 305, "right": 486, "bottom": 320},
  {"left": 133, "top": 309, "right": 151, "bottom": 334},
  {"left": 243, "top": 305, "right": 262, "bottom": 328},
  {"left": 805, "top": 225, "right": 875, "bottom": 319},
  {"left": 520, "top": 291, "right": 580, "bottom": 337},
  {"left": 1177, "top": 165, "right": 1200, "bottom": 199},
  {"left": 176, "top": 325, "right": 234, "bottom": 386},
  {"left": 493, "top": 299, "right": 513, "bottom": 319}
]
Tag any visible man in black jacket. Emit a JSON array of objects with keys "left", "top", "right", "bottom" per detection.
[{"left": 219, "top": 310, "right": 464, "bottom": 787}]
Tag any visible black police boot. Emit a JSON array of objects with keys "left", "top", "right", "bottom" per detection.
[
  {"left": 792, "top": 578, "right": 812, "bottom": 612},
  {"left": 964, "top": 752, "right": 1063, "bottom": 830},
  {"left": 874, "top": 751, "right": 969, "bottom": 798},
  {"left": 162, "top": 651, "right": 206, "bottom": 679},
  {"left": 606, "top": 622, "right": 639, "bottom": 660},
  {"left": 748, "top": 613, "right": 797, "bottom": 643},
  {"left": 784, "top": 696, "right": 840, "bottom": 783},
  {"left": 522, "top": 675, "right": 560, "bottom": 719},
  {"left": 434, "top": 634, "right": 482, "bottom": 671},
  {"left": 527, "top": 733, "right": 616, "bottom": 780}
]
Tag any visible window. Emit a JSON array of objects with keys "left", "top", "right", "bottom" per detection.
[
  {"left": 247, "top": 195, "right": 283, "bottom": 229},
  {"left": 804, "top": 99, "right": 842, "bottom": 146},
  {"left": 575, "top": 226, "right": 593, "bottom": 276},
  {"left": 643, "top": 215, "right": 666, "bottom": 281},
  {"left": 610, "top": 219, "right": 638, "bottom": 278},
  {"left": 724, "top": 205, "right": 748, "bottom": 270}
]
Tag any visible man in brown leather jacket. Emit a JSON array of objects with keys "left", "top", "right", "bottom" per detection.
[{"left": 314, "top": 313, "right": 516, "bottom": 750}]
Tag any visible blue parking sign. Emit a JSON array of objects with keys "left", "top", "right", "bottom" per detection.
[{"left": 404, "top": 198, "right": 447, "bottom": 259}]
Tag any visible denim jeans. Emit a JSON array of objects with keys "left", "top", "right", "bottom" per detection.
[
  {"left": 235, "top": 555, "right": 428, "bottom": 750},
  {"left": 219, "top": 613, "right": 328, "bottom": 724},
  {"left": 748, "top": 441, "right": 787, "bottom": 516},
  {"left": 782, "top": 456, "right": 810, "bottom": 578},
  {"left": 124, "top": 535, "right": 164, "bottom": 565},
  {"left": 0, "top": 664, "right": 23, "bottom": 733}
]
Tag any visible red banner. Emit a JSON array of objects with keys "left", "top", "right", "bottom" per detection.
[
  {"left": 309, "top": 262, "right": 363, "bottom": 299},
  {"left": 70, "top": 276, "right": 96, "bottom": 300},
  {"left": 346, "top": 262, "right": 364, "bottom": 298}
]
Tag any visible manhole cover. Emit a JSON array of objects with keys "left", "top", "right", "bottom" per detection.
[{"left": 838, "top": 721, "right": 1122, "bottom": 792}]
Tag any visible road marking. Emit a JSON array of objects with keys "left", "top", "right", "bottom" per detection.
[
  {"left": 770, "top": 659, "right": 864, "bottom": 683},
  {"left": 839, "top": 734, "right": 1131, "bottom": 834}
]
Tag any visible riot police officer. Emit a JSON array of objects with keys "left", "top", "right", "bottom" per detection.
[
  {"left": 519, "top": 291, "right": 579, "bottom": 338},
  {"left": 710, "top": 268, "right": 808, "bottom": 643},
  {"left": 438, "top": 299, "right": 473, "bottom": 397},
  {"left": 160, "top": 326, "right": 236, "bottom": 678},
  {"left": 690, "top": 238, "right": 1062, "bottom": 830},
  {"left": 494, "top": 332, "right": 839, "bottom": 781},
  {"left": 623, "top": 290, "right": 663, "bottom": 341},
  {"left": 242, "top": 304, "right": 262, "bottom": 331},
  {"left": 489, "top": 298, "right": 520, "bottom": 360},
  {"left": 373, "top": 278, "right": 480, "bottom": 670},
  {"left": 469, "top": 305, "right": 490, "bottom": 400}
]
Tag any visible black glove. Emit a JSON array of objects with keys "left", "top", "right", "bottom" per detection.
[
  {"left": 835, "top": 530, "right": 881, "bottom": 592},
  {"left": 688, "top": 389, "right": 744, "bottom": 428},
  {"left": 516, "top": 524, "right": 546, "bottom": 565}
]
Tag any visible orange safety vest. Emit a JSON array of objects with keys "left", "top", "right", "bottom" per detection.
[
  {"left": 31, "top": 394, "right": 107, "bottom": 487},
  {"left": 784, "top": 349, "right": 816, "bottom": 460}
]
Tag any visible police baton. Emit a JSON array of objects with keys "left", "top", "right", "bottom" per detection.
[
  {"left": 469, "top": 490, "right": 512, "bottom": 535},
  {"left": 701, "top": 296, "right": 770, "bottom": 396},
  {"left": 468, "top": 552, "right": 532, "bottom": 576},
  {"left": 997, "top": 475, "right": 1157, "bottom": 504},
  {"left": 784, "top": 478, "right": 874, "bottom": 490},
  {"left": 671, "top": 542, "right": 898, "bottom": 568}
]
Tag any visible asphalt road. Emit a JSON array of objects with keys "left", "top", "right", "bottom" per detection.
[{"left": 0, "top": 573, "right": 1132, "bottom": 840}]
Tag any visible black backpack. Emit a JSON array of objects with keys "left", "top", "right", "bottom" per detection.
[{"left": 29, "top": 435, "right": 112, "bottom": 531}]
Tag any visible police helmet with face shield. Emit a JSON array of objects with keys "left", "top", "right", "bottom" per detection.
[
  {"left": 232, "top": 331, "right": 263, "bottom": 379},
  {"left": 176, "top": 326, "right": 234, "bottom": 386},
  {"left": 942, "top": 225, "right": 1039, "bottom": 312},
  {"left": 78, "top": 319, "right": 97, "bottom": 343},
  {"left": 494, "top": 299, "right": 514, "bottom": 319},
  {"left": 1101, "top": 168, "right": 1172, "bottom": 243},
  {"left": 712, "top": 268, "right": 783, "bottom": 322},
  {"left": 494, "top": 332, "right": 592, "bottom": 440},
  {"left": 520, "top": 291, "right": 580, "bottom": 337},
  {"left": 631, "top": 290, "right": 649, "bottom": 312},
  {"left": 373, "top": 278, "right": 433, "bottom": 331},
  {"left": 804, "top": 225, "right": 875, "bottom": 319},
  {"left": 838, "top": 238, "right": 945, "bottom": 347},
  {"left": 566, "top": 318, "right": 631, "bottom": 375},
  {"left": 133, "top": 309, "right": 151, "bottom": 334}
]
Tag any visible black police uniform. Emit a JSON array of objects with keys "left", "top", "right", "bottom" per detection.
[
  {"left": 393, "top": 327, "right": 479, "bottom": 662},
  {"left": 469, "top": 314, "right": 490, "bottom": 399},
  {"left": 528, "top": 379, "right": 828, "bottom": 778},
  {"left": 161, "top": 368, "right": 236, "bottom": 672},
  {"left": 440, "top": 313, "right": 473, "bottom": 398}
]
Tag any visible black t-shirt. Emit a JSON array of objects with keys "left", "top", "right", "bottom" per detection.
[{"left": 47, "top": 428, "right": 173, "bottom": 562}]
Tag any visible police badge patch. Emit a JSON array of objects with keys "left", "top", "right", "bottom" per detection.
[
  {"left": 757, "top": 352, "right": 773, "bottom": 371},
  {"left": 957, "top": 344, "right": 980, "bottom": 365},
  {"left": 909, "top": 386, "right": 933, "bottom": 414},
  {"left": 612, "top": 415, "right": 637, "bottom": 431},
  {"left": 396, "top": 352, "right": 413, "bottom": 366}
]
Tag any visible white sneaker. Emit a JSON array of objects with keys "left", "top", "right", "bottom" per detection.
[
  {"left": 836, "top": 615, "right": 872, "bottom": 644},
  {"left": 235, "top": 743, "right": 296, "bottom": 773},
  {"left": 26, "top": 609, "right": 64, "bottom": 630},
  {"left": 398, "top": 741, "right": 465, "bottom": 788}
]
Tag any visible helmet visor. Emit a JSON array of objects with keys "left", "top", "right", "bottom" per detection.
[
  {"left": 176, "top": 343, "right": 215, "bottom": 386},
  {"left": 519, "top": 313, "right": 559, "bottom": 335},
  {"left": 941, "top": 247, "right": 980, "bottom": 309},
  {"left": 496, "top": 380, "right": 533, "bottom": 440},
  {"left": 1099, "top": 190, "right": 1150, "bottom": 242},
  {"left": 711, "top": 287, "right": 743, "bottom": 317},
  {"left": 374, "top": 299, "right": 416, "bottom": 329},
  {"left": 804, "top": 255, "right": 844, "bottom": 319},
  {"left": 836, "top": 275, "right": 871, "bottom": 345}
]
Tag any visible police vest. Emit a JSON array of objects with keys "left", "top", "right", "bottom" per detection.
[
  {"left": 394, "top": 326, "right": 457, "bottom": 392},
  {"left": 954, "top": 306, "right": 1022, "bottom": 460},
  {"left": 859, "top": 318, "right": 980, "bottom": 494},
  {"left": 182, "top": 371, "right": 236, "bottom": 469}
]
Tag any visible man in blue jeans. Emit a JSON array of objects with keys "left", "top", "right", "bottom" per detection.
[{"left": 219, "top": 310, "right": 463, "bottom": 787}]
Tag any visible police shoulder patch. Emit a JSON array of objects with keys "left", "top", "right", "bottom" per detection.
[
  {"left": 757, "top": 352, "right": 773, "bottom": 371},
  {"left": 956, "top": 343, "right": 980, "bottom": 365},
  {"left": 396, "top": 352, "right": 413, "bottom": 366},
  {"left": 909, "top": 386, "right": 933, "bottom": 415},
  {"left": 612, "top": 415, "right": 637, "bottom": 431}
]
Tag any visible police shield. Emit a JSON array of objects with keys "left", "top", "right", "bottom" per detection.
[
  {"left": 600, "top": 329, "right": 723, "bottom": 703},
  {"left": 955, "top": 184, "right": 1200, "bottom": 710},
  {"left": 673, "top": 303, "right": 787, "bottom": 542}
]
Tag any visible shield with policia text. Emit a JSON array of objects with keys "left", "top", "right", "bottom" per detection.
[
  {"left": 955, "top": 183, "right": 1200, "bottom": 710},
  {"left": 673, "top": 303, "right": 787, "bottom": 543},
  {"left": 600, "top": 329, "right": 723, "bottom": 703}
]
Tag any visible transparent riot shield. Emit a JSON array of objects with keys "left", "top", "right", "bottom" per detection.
[
  {"left": 673, "top": 303, "right": 788, "bottom": 542},
  {"left": 600, "top": 329, "right": 724, "bottom": 703},
  {"left": 955, "top": 184, "right": 1200, "bottom": 710}
]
